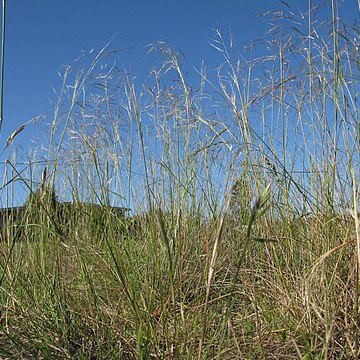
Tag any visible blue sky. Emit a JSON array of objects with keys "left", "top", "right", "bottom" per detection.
[
  {"left": 0, "top": 0, "right": 359, "bottom": 206},
  {"left": 3, "top": 0, "right": 274, "bottom": 145},
  {"left": 2, "top": 1, "right": 359, "bottom": 147}
]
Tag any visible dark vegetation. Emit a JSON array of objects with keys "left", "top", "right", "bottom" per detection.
[{"left": 0, "top": 169, "right": 130, "bottom": 243}]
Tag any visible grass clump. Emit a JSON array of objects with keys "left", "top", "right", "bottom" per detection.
[{"left": 1, "top": 1, "right": 360, "bottom": 358}]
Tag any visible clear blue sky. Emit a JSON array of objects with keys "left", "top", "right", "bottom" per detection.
[
  {"left": 0, "top": 0, "right": 357, "bottom": 208},
  {"left": 3, "top": 0, "right": 275, "bottom": 145},
  {"left": 0, "top": 0, "right": 359, "bottom": 206},
  {"left": 2, "top": 1, "right": 359, "bottom": 148}
]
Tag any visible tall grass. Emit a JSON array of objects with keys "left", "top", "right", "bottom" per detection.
[{"left": 0, "top": 1, "right": 360, "bottom": 358}]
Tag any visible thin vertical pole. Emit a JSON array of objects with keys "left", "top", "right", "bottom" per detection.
[{"left": 0, "top": 0, "right": 6, "bottom": 133}]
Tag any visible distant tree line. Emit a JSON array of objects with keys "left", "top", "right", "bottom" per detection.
[{"left": 0, "top": 170, "right": 130, "bottom": 242}]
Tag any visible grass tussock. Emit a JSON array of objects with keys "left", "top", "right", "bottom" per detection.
[{"left": 1, "top": 1, "right": 360, "bottom": 358}]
